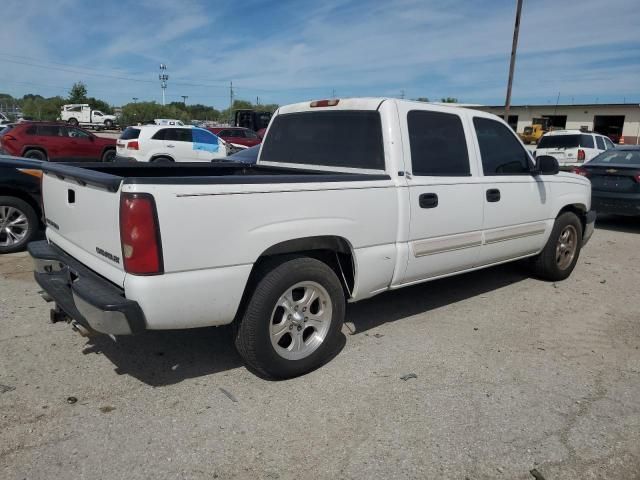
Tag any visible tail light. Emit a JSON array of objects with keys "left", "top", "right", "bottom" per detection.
[
  {"left": 572, "top": 167, "right": 589, "bottom": 177},
  {"left": 119, "top": 193, "right": 163, "bottom": 275},
  {"left": 634, "top": 174, "right": 640, "bottom": 183},
  {"left": 127, "top": 141, "right": 139, "bottom": 150},
  {"left": 2, "top": 134, "right": 17, "bottom": 141},
  {"left": 310, "top": 99, "right": 339, "bottom": 108},
  {"left": 577, "top": 149, "right": 585, "bottom": 161}
]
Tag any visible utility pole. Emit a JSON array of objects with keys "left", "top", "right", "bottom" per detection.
[
  {"left": 159, "top": 64, "right": 169, "bottom": 106},
  {"left": 504, "top": 0, "right": 523, "bottom": 119},
  {"left": 229, "top": 81, "right": 234, "bottom": 123},
  {"left": 553, "top": 92, "right": 560, "bottom": 115},
  {"left": 400, "top": 89, "right": 405, "bottom": 100},
  {"left": 181, "top": 95, "right": 188, "bottom": 105},
  {"left": 256, "top": 96, "right": 260, "bottom": 106},
  {"left": 332, "top": 88, "right": 336, "bottom": 98}
]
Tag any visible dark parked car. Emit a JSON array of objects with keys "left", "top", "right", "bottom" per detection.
[
  {"left": 0, "top": 122, "right": 116, "bottom": 162},
  {"left": 574, "top": 146, "right": 640, "bottom": 216},
  {"left": 207, "top": 127, "right": 262, "bottom": 148},
  {"left": 0, "top": 156, "right": 44, "bottom": 253},
  {"left": 226, "top": 144, "right": 259, "bottom": 163}
]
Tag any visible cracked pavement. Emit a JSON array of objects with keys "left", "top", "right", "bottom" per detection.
[{"left": 1, "top": 216, "right": 639, "bottom": 479}]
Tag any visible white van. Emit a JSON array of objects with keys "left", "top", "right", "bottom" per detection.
[{"left": 535, "top": 130, "right": 615, "bottom": 167}]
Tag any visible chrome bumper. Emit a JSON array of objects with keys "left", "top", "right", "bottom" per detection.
[{"left": 28, "top": 241, "right": 145, "bottom": 335}]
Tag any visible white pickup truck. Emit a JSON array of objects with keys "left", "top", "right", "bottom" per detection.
[
  {"left": 29, "top": 98, "right": 595, "bottom": 378},
  {"left": 60, "top": 104, "right": 118, "bottom": 130}
]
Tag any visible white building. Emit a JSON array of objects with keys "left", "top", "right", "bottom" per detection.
[{"left": 471, "top": 103, "right": 640, "bottom": 144}]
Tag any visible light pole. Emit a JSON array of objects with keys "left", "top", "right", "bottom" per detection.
[
  {"left": 181, "top": 95, "right": 188, "bottom": 105},
  {"left": 504, "top": 0, "right": 523, "bottom": 119},
  {"left": 132, "top": 97, "right": 138, "bottom": 103},
  {"left": 159, "top": 64, "right": 169, "bottom": 106}
]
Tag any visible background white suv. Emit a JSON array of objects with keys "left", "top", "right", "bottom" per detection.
[
  {"left": 535, "top": 130, "right": 615, "bottom": 167},
  {"left": 116, "top": 125, "right": 228, "bottom": 163}
]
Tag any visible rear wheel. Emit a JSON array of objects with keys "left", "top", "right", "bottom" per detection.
[
  {"left": 104, "top": 119, "right": 113, "bottom": 129},
  {"left": 102, "top": 149, "right": 116, "bottom": 162},
  {"left": 23, "top": 149, "right": 46, "bottom": 160},
  {"left": 234, "top": 257, "right": 345, "bottom": 379},
  {"left": 0, "top": 197, "right": 38, "bottom": 254},
  {"left": 151, "top": 156, "right": 174, "bottom": 164},
  {"left": 68, "top": 118, "right": 79, "bottom": 126},
  {"left": 531, "top": 212, "right": 583, "bottom": 281}
]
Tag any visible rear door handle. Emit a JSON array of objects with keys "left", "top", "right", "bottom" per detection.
[
  {"left": 166, "top": 144, "right": 175, "bottom": 148},
  {"left": 419, "top": 193, "right": 438, "bottom": 208},
  {"left": 486, "top": 188, "right": 501, "bottom": 202}
]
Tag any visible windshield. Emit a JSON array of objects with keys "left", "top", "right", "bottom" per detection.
[
  {"left": 588, "top": 150, "right": 640, "bottom": 166},
  {"left": 260, "top": 111, "right": 385, "bottom": 170},
  {"left": 538, "top": 135, "right": 580, "bottom": 149}
]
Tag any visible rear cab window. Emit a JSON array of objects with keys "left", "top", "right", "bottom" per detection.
[
  {"left": 407, "top": 110, "right": 470, "bottom": 176},
  {"left": 538, "top": 135, "right": 580, "bottom": 149},
  {"left": 595, "top": 136, "right": 605, "bottom": 150},
  {"left": 260, "top": 111, "right": 385, "bottom": 170}
]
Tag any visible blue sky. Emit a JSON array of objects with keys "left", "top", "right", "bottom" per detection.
[{"left": 0, "top": 0, "right": 639, "bottom": 108}]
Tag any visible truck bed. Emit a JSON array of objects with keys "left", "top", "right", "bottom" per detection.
[{"left": 42, "top": 162, "right": 389, "bottom": 191}]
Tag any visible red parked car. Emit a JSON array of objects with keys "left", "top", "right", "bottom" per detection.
[
  {"left": 0, "top": 122, "right": 116, "bottom": 162},
  {"left": 207, "top": 127, "right": 261, "bottom": 148}
]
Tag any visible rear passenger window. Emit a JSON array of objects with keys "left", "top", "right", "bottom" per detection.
[
  {"left": 152, "top": 129, "right": 168, "bottom": 140},
  {"left": 36, "top": 125, "right": 64, "bottom": 136},
  {"left": 26, "top": 126, "right": 36, "bottom": 135},
  {"left": 580, "top": 134, "right": 594, "bottom": 148},
  {"left": 595, "top": 136, "right": 605, "bottom": 150},
  {"left": 407, "top": 110, "right": 470, "bottom": 176},
  {"left": 473, "top": 117, "right": 532, "bottom": 175},
  {"left": 120, "top": 127, "right": 140, "bottom": 140}
]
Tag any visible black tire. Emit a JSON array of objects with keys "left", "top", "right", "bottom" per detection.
[
  {"left": 23, "top": 149, "right": 46, "bottom": 160},
  {"left": 0, "top": 196, "right": 39, "bottom": 254},
  {"left": 531, "top": 212, "right": 583, "bottom": 281},
  {"left": 102, "top": 149, "right": 116, "bottom": 162},
  {"left": 234, "top": 257, "right": 346, "bottom": 379},
  {"left": 151, "top": 156, "right": 173, "bottom": 164},
  {"left": 68, "top": 118, "right": 78, "bottom": 126},
  {"left": 104, "top": 120, "right": 113, "bottom": 129}
]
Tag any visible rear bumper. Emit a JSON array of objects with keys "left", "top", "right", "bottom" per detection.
[
  {"left": 28, "top": 240, "right": 145, "bottom": 335},
  {"left": 583, "top": 210, "right": 596, "bottom": 246},
  {"left": 592, "top": 193, "right": 640, "bottom": 217}
]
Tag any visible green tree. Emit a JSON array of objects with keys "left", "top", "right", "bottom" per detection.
[
  {"left": 21, "top": 96, "right": 66, "bottom": 120},
  {"left": 68, "top": 82, "right": 88, "bottom": 103},
  {"left": 86, "top": 97, "right": 112, "bottom": 114},
  {"left": 440, "top": 97, "right": 458, "bottom": 103},
  {"left": 414, "top": 97, "right": 430, "bottom": 102}
]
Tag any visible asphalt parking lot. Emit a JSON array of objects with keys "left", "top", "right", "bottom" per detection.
[{"left": 1, "top": 217, "right": 639, "bottom": 480}]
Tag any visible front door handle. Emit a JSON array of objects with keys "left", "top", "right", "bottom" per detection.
[
  {"left": 419, "top": 192, "right": 438, "bottom": 208},
  {"left": 486, "top": 188, "right": 501, "bottom": 202}
]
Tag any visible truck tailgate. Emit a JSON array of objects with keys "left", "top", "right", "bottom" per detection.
[{"left": 42, "top": 171, "right": 125, "bottom": 287}]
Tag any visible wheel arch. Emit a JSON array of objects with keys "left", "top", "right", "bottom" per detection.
[
  {"left": 20, "top": 145, "right": 48, "bottom": 159},
  {"left": 557, "top": 203, "right": 588, "bottom": 235},
  {"left": 150, "top": 154, "right": 175, "bottom": 162},
  {"left": 0, "top": 186, "right": 42, "bottom": 224},
  {"left": 234, "top": 235, "right": 357, "bottom": 323}
]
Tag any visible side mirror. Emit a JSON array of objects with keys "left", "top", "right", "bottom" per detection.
[{"left": 534, "top": 155, "right": 559, "bottom": 175}]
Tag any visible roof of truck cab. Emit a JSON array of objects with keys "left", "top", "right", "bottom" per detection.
[{"left": 276, "top": 97, "right": 487, "bottom": 118}]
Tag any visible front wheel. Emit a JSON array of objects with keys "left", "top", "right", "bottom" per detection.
[
  {"left": 234, "top": 257, "right": 345, "bottom": 379},
  {"left": 530, "top": 212, "right": 583, "bottom": 281}
]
